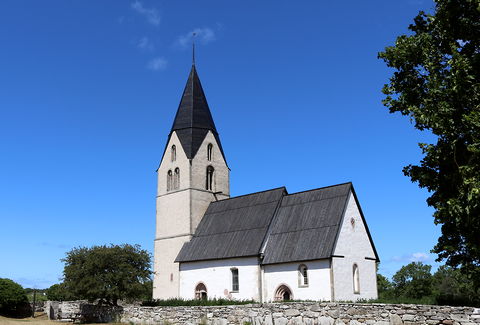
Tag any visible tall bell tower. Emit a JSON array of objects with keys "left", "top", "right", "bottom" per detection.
[{"left": 153, "top": 62, "right": 230, "bottom": 299}]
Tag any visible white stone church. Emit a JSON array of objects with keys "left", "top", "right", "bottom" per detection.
[{"left": 153, "top": 62, "right": 379, "bottom": 302}]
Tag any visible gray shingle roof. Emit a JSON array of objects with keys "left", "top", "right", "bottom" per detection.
[
  {"left": 168, "top": 65, "right": 226, "bottom": 162},
  {"left": 175, "top": 187, "right": 286, "bottom": 262},
  {"left": 175, "top": 183, "right": 379, "bottom": 264},
  {"left": 261, "top": 183, "right": 351, "bottom": 265}
]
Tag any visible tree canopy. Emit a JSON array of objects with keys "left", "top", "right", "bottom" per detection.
[
  {"left": 392, "top": 262, "right": 433, "bottom": 299},
  {"left": 377, "top": 262, "right": 479, "bottom": 306},
  {"left": 62, "top": 244, "right": 152, "bottom": 305},
  {"left": 0, "top": 278, "right": 30, "bottom": 317},
  {"left": 378, "top": 0, "right": 480, "bottom": 286},
  {"left": 46, "top": 283, "right": 76, "bottom": 301}
]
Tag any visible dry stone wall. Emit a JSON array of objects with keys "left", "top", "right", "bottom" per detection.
[
  {"left": 46, "top": 301, "right": 480, "bottom": 325},
  {"left": 45, "top": 300, "right": 121, "bottom": 323},
  {"left": 120, "top": 303, "right": 480, "bottom": 325}
]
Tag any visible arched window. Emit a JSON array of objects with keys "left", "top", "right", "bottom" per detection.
[
  {"left": 206, "top": 166, "right": 214, "bottom": 191},
  {"left": 171, "top": 145, "right": 176, "bottom": 162},
  {"left": 298, "top": 264, "right": 308, "bottom": 287},
  {"left": 167, "top": 170, "right": 173, "bottom": 191},
  {"left": 207, "top": 143, "right": 213, "bottom": 161},
  {"left": 274, "top": 284, "right": 292, "bottom": 301},
  {"left": 174, "top": 168, "right": 180, "bottom": 190},
  {"left": 231, "top": 268, "right": 239, "bottom": 292},
  {"left": 353, "top": 264, "right": 360, "bottom": 294},
  {"left": 195, "top": 282, "right": 207, "bottom": 300}
]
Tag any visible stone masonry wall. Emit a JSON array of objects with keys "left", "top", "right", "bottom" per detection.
[
  {"left": 120, "top": 302, "right": 480, "bottom": 325},
  {"left": 45, "top": 300, "right": 121, "bottom": 323}
]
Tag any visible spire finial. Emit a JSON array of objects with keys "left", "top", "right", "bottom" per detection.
[{"left": 192, "top": 32, "right": 196, "bottom": 66}]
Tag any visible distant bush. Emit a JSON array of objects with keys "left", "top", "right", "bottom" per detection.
[
  {"left": 142, "top": 298, "right": 256, "bottom": 307},
  {"left": 376, "top": 263, "right": 480, "bottom": 307},
  {"left": 0, "top": 278, "right": 31, "bottom": 317},
  {"left": 46, "top": 283, "right": 77, "bottom": 301}
]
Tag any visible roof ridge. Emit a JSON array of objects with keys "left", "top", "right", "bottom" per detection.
[
  {"left": 280, "top": 193, "right": 350, "bottom": 208},
  {"left": 220, "top": 186, "right": 287, "bottom": 201},
  {"left": 286, "top": 182, "right": 352, "bottom": 196}
]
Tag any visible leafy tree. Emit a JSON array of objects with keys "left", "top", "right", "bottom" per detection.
[
  {"left": 62, "top": 244, "right": 152, "bottom": 306},
  {"left": 392, "top": 262, "right": 433, "bottom": 299},
  {"left": 377, "top": 273, "right": 393, "bottom": 298},
  {"left": 140, "top": 280, "right": 153, "bottom": 302},
  {"left": 46, "top": 283, "right": 76, "bottom": 301},
  {"left": 0, "top": 278, "right": 30, "bottom": 317},
  {"left": 432, "top": 265, "right": 480, "bottom": 306},
  {"left": 378, "top": 0, "right": 480, "bottom": 286}
]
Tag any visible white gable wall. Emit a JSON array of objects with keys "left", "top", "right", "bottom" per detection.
[
  {"left": 332, "top": 191, "right": 377, "bottom": 301},
  {"left": 179, "top": 257, "right": 260, "bottom": 301},
  {"left": 263, "top": 260, "right": 331, "bottom": 302}
]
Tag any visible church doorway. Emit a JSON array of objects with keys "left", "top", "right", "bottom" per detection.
[
  {"left": 195, "top": 282, "right": 207, "bottom": 300},
  {"left": 274, "top": 284, "right": 293, "bottom": 301}
]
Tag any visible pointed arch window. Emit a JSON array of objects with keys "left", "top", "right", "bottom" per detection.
[
  {"left": 167, "top": 170, "right": 173, "bottom": 191},
  {"left": 298, "top": 264, "right": 308, "bottom": 287},
  {"left": 171, "top": 145, "right": 176, "bottom": 162},
  {"left": 353, "top": 264, "right": 360, "bottom": 294},
  {"left": 174, "top": 168, "right": 180, "bottom": 190},
  {"left": 207, "top": 143, "right": 213, "bottom": 161},
  {"left": 206, "top": 166, "right": 214, "bottom": 191}
]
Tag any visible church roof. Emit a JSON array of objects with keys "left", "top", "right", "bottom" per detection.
[
  {"left": 261, "top": 183, "right": 351, "bottom": 265},
  {"left": 175, "top": 187, "right": 286, "bottom": 262},
  {"left": 168, "top": 64, "right": 226, "bottom": 162},
  {"left": 175, "top": 182, "right": 379, "bottom": 264}
]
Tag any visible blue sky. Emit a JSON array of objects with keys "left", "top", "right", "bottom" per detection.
[{"left": 0, "top": 0, "right": 440, "bottom": 289}]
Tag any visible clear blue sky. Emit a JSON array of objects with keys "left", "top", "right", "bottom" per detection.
[{"left": 0, "top": 0, "right": 440, "bottom": 289}]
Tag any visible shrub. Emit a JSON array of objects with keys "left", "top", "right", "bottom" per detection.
[{"left": 0, "top": 278, "right": 31, "bottom": 317}]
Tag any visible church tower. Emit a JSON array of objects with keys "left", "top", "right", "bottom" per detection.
[{"left": 153, "top": 62, "right": 230, "bottom": 299}]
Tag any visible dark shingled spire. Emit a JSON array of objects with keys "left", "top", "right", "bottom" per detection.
[{"left": 170, "top": 64, "right": 226, "bottom": 162}]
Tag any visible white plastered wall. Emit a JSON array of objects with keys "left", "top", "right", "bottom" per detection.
[
  {"left": 263, "top": 260, "right": 331, "bottom": 302},
  {"left": 179, "top": 257, "right": 260, "bottom": 301},
  {"left": 332, "top": 191, "right": 378, "bottom": 301}
]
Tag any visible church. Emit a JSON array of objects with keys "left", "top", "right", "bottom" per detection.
[{"left": 152, "top": 61, "right": 379, "bottom": 302}]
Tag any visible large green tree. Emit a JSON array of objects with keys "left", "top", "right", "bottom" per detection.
[
  {"left": 392, "top": 262, "right": 433, "bottom": 299},
  {"left": 378, "top": 0, "right": 480, "bottom": 285},
  {"left": 46, "top": 283, "right": 76, "bottom": 301},
  {"left": 0, "top": 278, "right": 30, "bottom": 317},
  {"left": 62, "top": 244, "right": 152, "bottom": 306},
  {"left": 432, "top": 265, "right": 480, "bottom": 306}
]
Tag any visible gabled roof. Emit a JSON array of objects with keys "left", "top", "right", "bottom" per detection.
[
  {"left": 175, "top": 187, "right": 286, "bottom": 262},
  {"left": 176, "top": 183, "right": 379, "bottom": 264},
  {"left": 261, "top": 183, "right": 351, "bottom": 265},
  {"left": 167, "top": 64, "right": 226, "bottom": 162}
]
